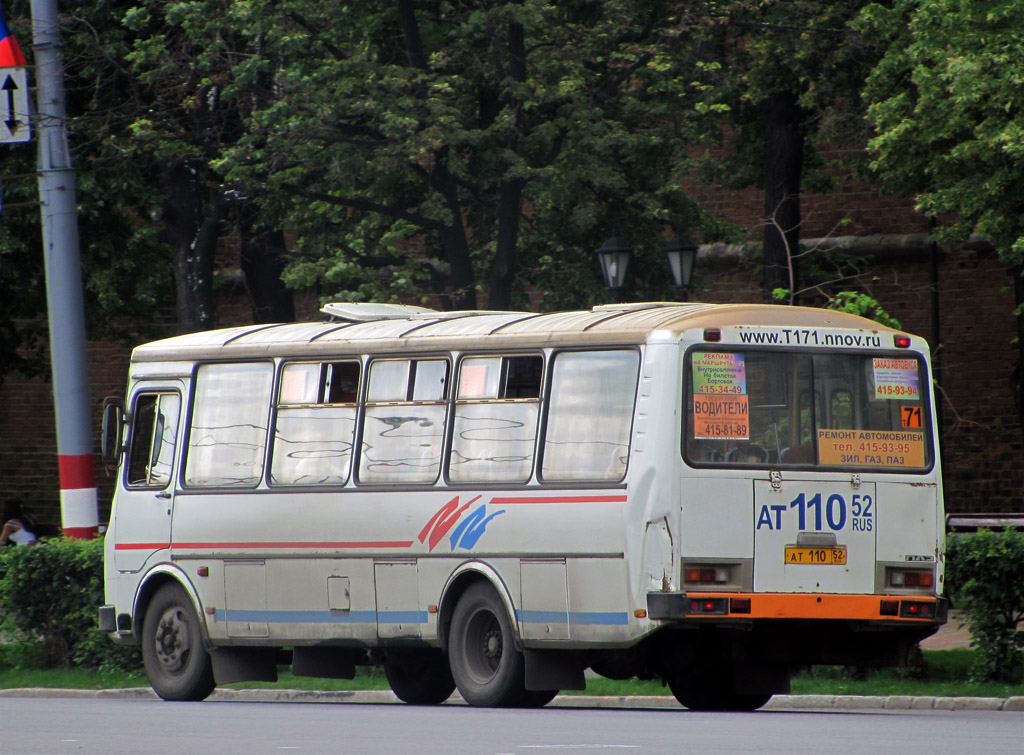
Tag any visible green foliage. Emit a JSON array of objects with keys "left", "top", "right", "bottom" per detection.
[
  {"left": 824, "top": 291, "right": 901, "bottom": 329},
  {"left": 0, "top": 539, "right": 142, "bottom": 674},
  {"left": 691, "top": 2, "right": 878, "bottom": 195},
  {"left": 860, "top": 0, "right": 1024, "bottom": 268},
  {"left": 945, "top": 529, "right": 1024, "bottom": 683},
  {"left": 202, "top": 0, "right": 720, "bottom": 310}
]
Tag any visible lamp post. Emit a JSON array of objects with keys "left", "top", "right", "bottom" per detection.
[
  {"left": 595, "top": 236, "right": 633, "bottom": 304},
  {"left": 664, "top": 234, "right": 699, "bottom": 302}
]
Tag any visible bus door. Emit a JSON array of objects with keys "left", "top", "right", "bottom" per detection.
[
  {"left": 112, "top": 384, "right": 183, "bottom": 574},
  {"left": 753, "top": 477, "right": 876, "bottom": 594}
]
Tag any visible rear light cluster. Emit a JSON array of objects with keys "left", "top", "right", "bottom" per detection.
[
  {"left": 888, "top": 569, "right": 934, "bottom": 588},
  {"left": 688, "top": 597, "right": 728, "bottom": 614},
  {"left": 685, "top": 566, "right": 730, "bottom": 584},
  {"left": 880, "top": 599, "right": 936, "bottom": 619}
]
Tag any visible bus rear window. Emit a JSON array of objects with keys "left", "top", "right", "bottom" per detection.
[{"left": 685, "top": 349, "right": 932, "bottom": 471}]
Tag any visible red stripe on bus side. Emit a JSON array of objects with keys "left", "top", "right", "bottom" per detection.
[
  {"left": 58, "top": 454, "right": 96, "bottom": 490},
  {"left": 115, "top": 542, "right": 170, "bottom": 550},
  {"left": 490, "top": 495, "right": 628, "bottom": 504},
  {"left": 115, "top": 541, "right": 414, "bottom": 550},
  {"left": 174, "top": 541, "right": 415, "bottom": 550}
]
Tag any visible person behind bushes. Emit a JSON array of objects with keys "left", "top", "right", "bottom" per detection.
[{"left": 1, "top": 498, "right": 39, "bottom": 546}]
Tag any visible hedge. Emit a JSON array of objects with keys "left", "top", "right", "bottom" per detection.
[
  {"left": 945, "top": 527, "right": 1024, "bottom": 682},
  {"left": 0, "top": 537, "right": 141, "bottom": 673}
]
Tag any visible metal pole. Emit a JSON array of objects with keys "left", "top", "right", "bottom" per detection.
[{"left": 31, "top": 0, "right": 98, "bottom": 538}]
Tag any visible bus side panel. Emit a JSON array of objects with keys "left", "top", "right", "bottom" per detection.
[
  {"left": 565, "top": 557, "right": 634, "bottom": 645},
  {"left": 263, "top": 558, "right": 378, "bottom": 642}
]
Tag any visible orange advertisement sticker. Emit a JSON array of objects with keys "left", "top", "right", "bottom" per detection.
[
  {"left": 817, "top": 429, "right": 925, "bottom": 467},
  {"left": 693, "top": 394, "right": 749, "bottom": 440}
]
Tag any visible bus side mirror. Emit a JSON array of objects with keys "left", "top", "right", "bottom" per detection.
[{"left": 100, "top": 397, "right": 124, "bottom": 464}]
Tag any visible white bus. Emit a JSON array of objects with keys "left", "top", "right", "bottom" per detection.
[{"left": 99, "top": 302, "right": 946, "bottom": 710}]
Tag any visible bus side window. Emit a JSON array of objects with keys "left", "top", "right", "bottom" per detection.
[
  {"left": 126, "top": 393, "right": 180, "bottom": 488},
  {"left": 271, "top": 361, "right": 361, "bottom": 486},
  {"left": 449, "top": 354, "right": 543, "bottom": 483},
  {"left": 540, "top": 350, "right": 639, "bottom": 482},
  {"left": 184, "top": 362, "right": 273, "bottom": 487},
  {"left": 359, "top": 358, "right": 449, "bottom": 484}
]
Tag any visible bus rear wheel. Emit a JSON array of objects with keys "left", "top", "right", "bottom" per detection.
[
  {"left": 384, "top": 650, "right": 456, "bottom": 705},
  {"left": 668, "top": 673, "right": 772, "bottom": 712},
  {"left": 141, "top": 583, "right": 216, "bottom": 701},
  {"left": 448, "top": 582, "right": 527, "bottom": 707},
  {"left": 517, "top": 689, "right": 559, "bottom": 708}
]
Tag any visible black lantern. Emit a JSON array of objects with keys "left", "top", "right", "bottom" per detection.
[
  {"left": 595, "top": 236, "right": 632, "bottom": 304},
  {"left": 664, "top": 234, "right": 699, "bottom": 301}
]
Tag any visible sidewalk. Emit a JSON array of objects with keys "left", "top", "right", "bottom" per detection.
[{"left": 919, "top": 609, "right": 972, "bottom": 651}]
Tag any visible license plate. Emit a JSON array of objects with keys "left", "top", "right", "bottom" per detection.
[{"left": 785, "top": 546, "right": 847, "bottom": 565}]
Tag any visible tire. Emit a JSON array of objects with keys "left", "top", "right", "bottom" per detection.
[
  {"left": 448, "top": 582, "right": 528, "bottom": 707},
  {"left": 668, "top": 674, "right": 771, "bottom": 712},
  {"left": 141, "top": 583, "right": 216, "bottom": 701},
  {"left": 384, "top": 650, "right": 456, "bottom": 705},
  {"left": 517, "top": 688, "right": 558, "bottom": 708}
]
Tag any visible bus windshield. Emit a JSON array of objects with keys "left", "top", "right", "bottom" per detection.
[{"left": 685, "top": 348, "right": 932, "bottom": 471}]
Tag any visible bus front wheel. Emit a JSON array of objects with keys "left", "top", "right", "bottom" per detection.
[
  {"left": 141, "top": 583, "right": 216, "bottom": 701},
  {"left": 448, "top": 582, "right": 527, "bottom": 707},
  {"left": 384, "top": 650, "right": 456, "bottom": 705}
]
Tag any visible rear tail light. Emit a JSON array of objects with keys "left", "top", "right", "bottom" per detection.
[
  {"left": 688, "top": 597, "right": 728, "bottom": 615},
  {"left": 685, "top": 566, "right": 730, "bottom": 584},
  {"left": 894, "top": 335, "right": 911, "bottom": 348},
  {"left": 889, "top": 568, "right": 935, "bottom": 588},
  {"left": 880, "top": 599, "right": 936, "bottom": 618},
  {"left": 900, "top": 601, "right": 936, "bottom": 619}
]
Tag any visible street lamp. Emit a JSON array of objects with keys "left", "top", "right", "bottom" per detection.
[
  {"left": 595, "top": 236, "right": 632, "bottom": 304},
  {"left": 664, "top": 234, "right": 699, "bottom": 301}
]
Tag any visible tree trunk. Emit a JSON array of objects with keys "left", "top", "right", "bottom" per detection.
[
  {"left": 762, "top": 91, "right": 804, "bottom": 303},
  {"left": 488, "top": 177, "right": 525, "bottom": 310},
  {"left": 1012, "top": 263, "right": 1024, "bottom": 460},
  {"left": 430, "top": 153, "right": 478, "bottom": 311},
  {"left": 159, "top": 158, "right": 221, "bottom": 334},
  {"left": 487, "top": 21, "right": 527, "bottom": 311},
  {"left": 237, "top": 203, "right": 294, "bottom": 324}
]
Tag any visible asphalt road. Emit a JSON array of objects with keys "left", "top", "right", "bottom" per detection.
[{"left": 1, "top": 696, "right": 1020, "bottom": 755}]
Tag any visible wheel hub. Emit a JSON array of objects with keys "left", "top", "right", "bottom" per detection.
[
  {"left": 483, "top": 628, "right": 502, "bottom": 660},
  {"left": 154, "top": 608, "right": 189, "bottom": 671}
]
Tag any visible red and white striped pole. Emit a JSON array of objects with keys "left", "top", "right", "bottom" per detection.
[
  {"left": 58, "top": 455, "right": 99, "bottom": 539},
  {"left": 31, "top": 0, "right": 98, "bottom": 538}
]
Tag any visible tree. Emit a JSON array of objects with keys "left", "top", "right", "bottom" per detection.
[
  {"left": 693, "top": 1, "right": 880, "bottom": 303},
  {"left": 860, "top": 0, "right": 1024, "bottom": 432},
  {"left": 123, "top": 0, "right": 294, "bottom": 330},
  {"left": 216, "top": 0, "right": 722, "bottom": 311}
]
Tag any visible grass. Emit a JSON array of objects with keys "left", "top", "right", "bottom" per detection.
[{"left": 1, "top": 648, "right": 1022, "bottom": 698}]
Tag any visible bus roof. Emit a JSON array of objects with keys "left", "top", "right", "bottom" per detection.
[{"left": 130, "top": 302, "right": 907, "bottom": 362}]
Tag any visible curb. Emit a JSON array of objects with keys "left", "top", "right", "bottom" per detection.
[{"left": 1, "top": 688, "right": 1021, "bottom": 711}]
